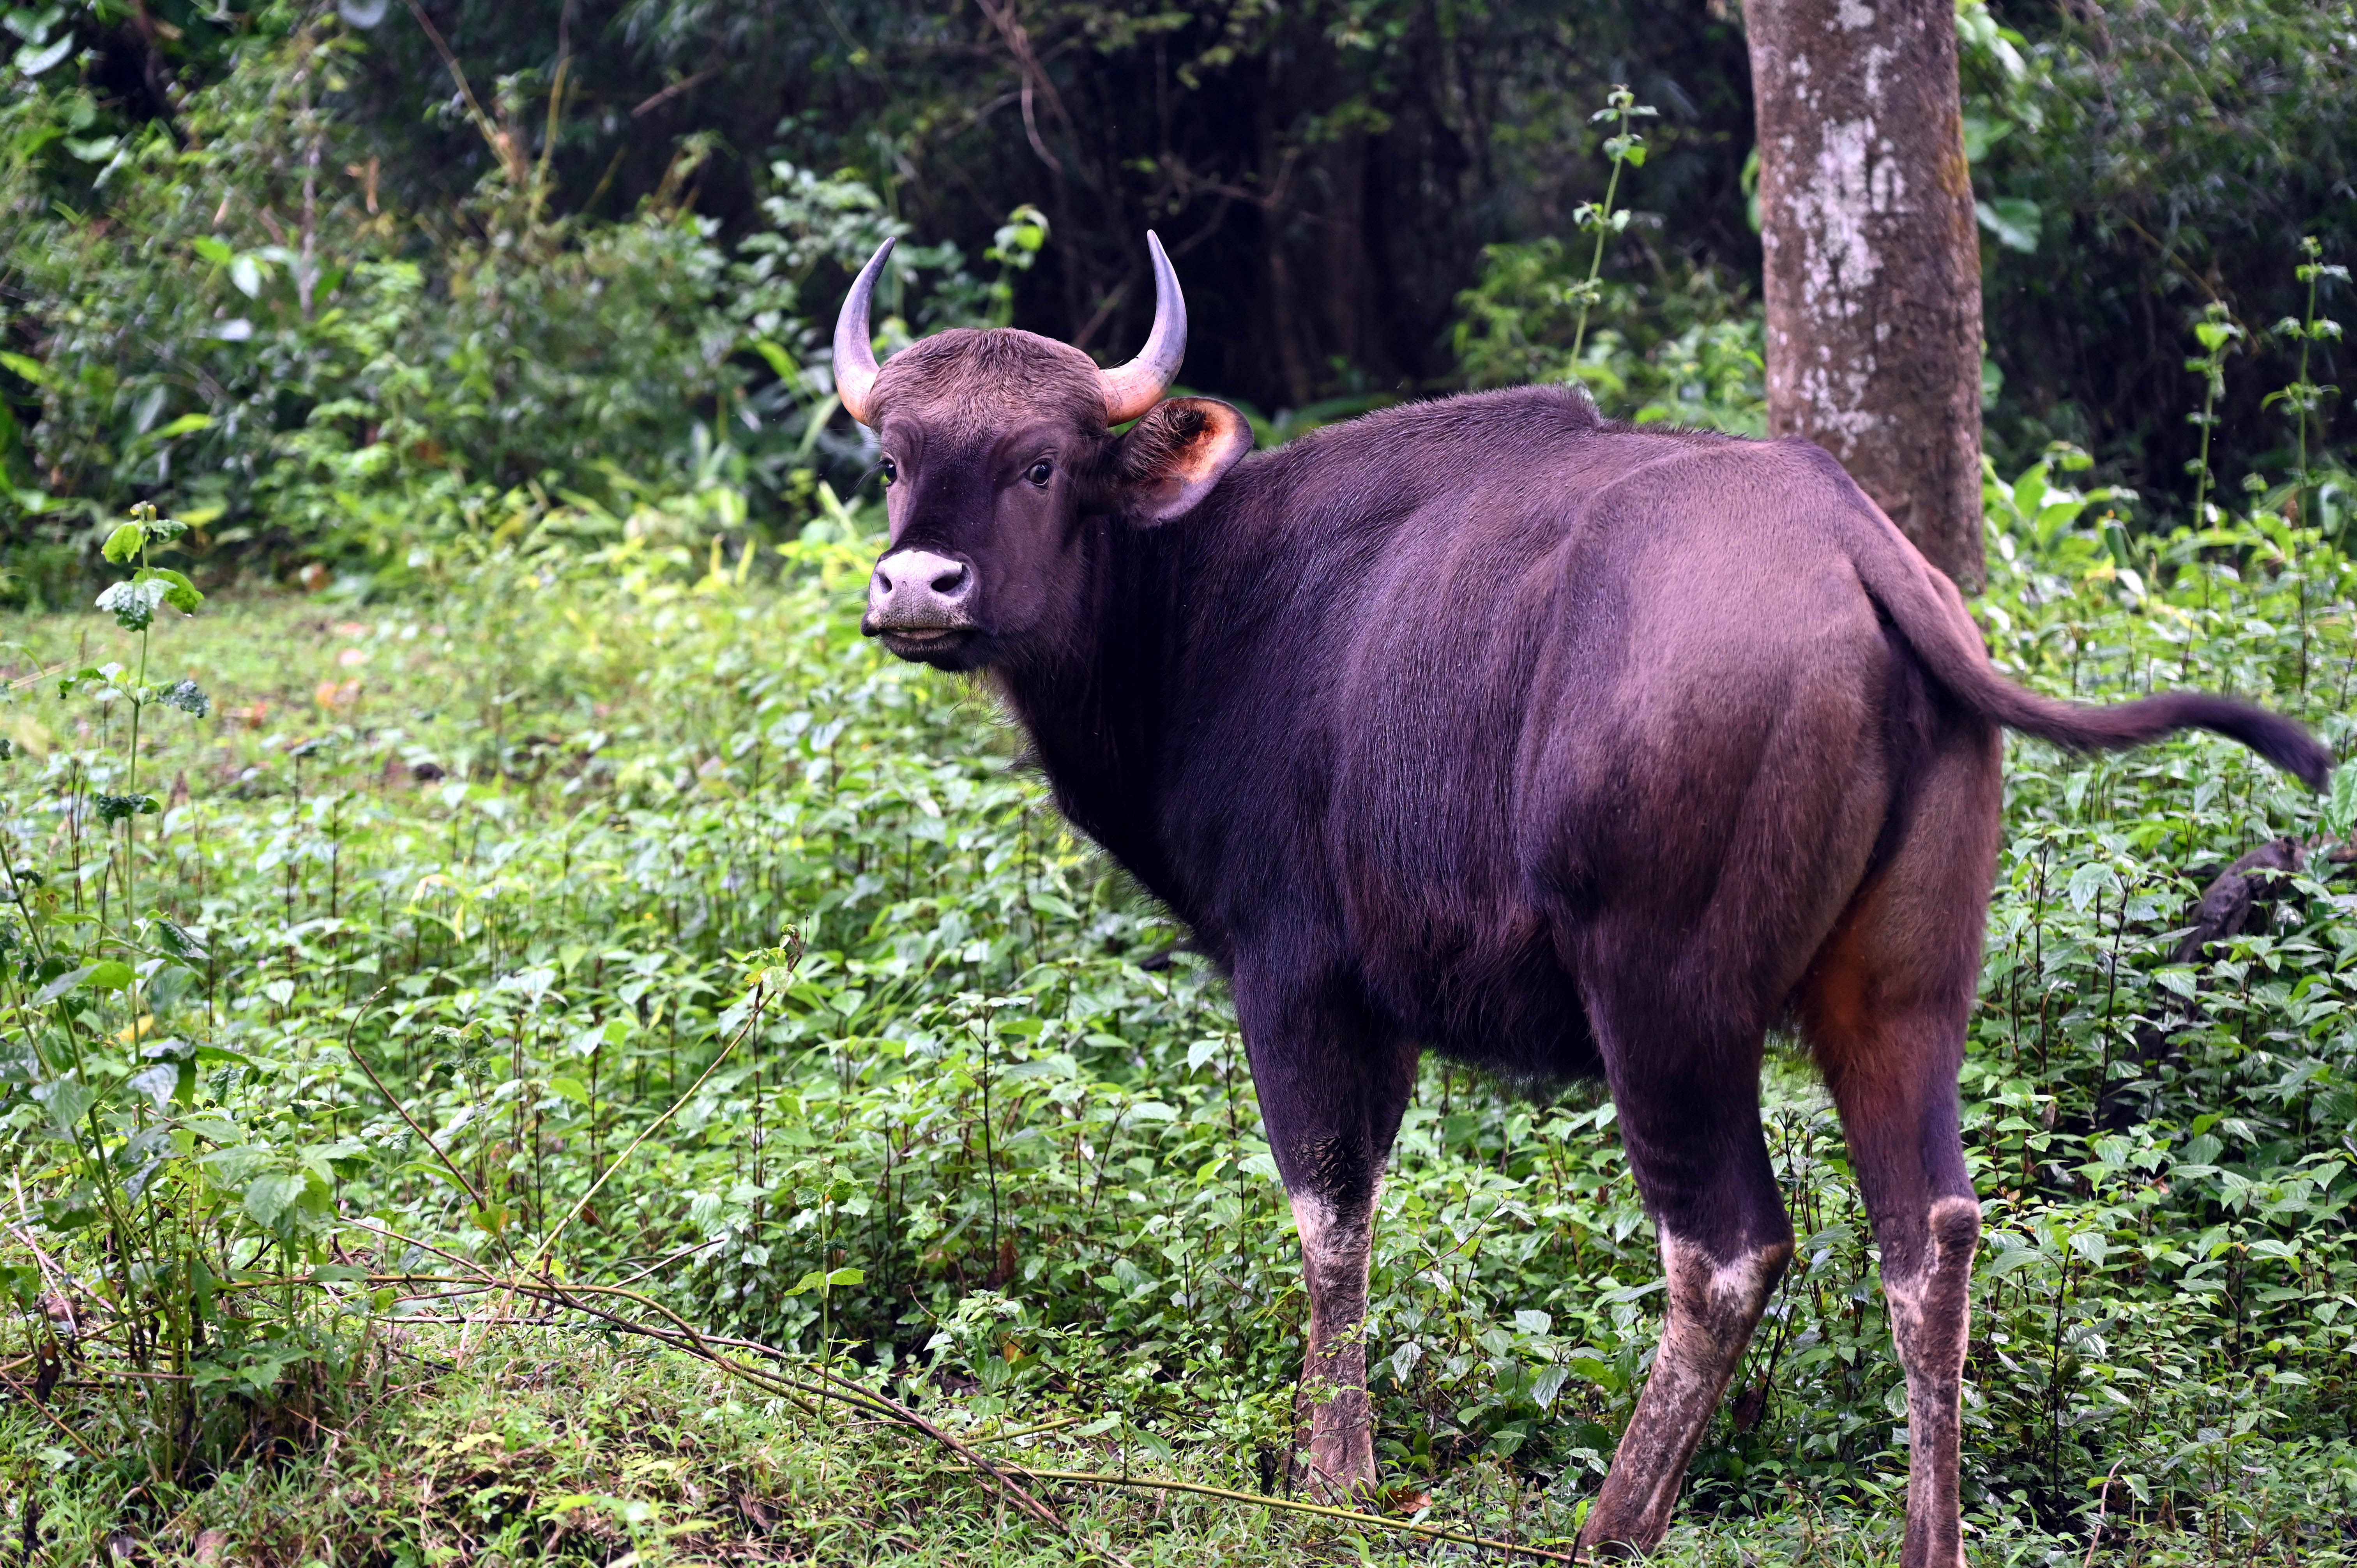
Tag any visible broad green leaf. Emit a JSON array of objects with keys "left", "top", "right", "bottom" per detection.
[
  {"left": 749, "top": 338, "right": 800, "bottom": 381},
  {"left": 127, "top": 1063, "right": 178, "bottom": 1110},
  {"left": 93, "top": 795, "right": 158, "bottom": 824},
  {"left": 95, "top": 578, "right": 167, "bottom": 630},
  {"left": 32, "top": 965, "right": 95, "bottom": 1005},
  {"left": 243, "top": 1170, "right": 305, "bottom": 1226},
  {"left": 101, "top": 523, "right": 146, "bottom": 563},
  {"left": 2067, "top": 862, "right": 2116, "bottom": 913},
  {"left": 152, "top": 569, "right": 204, "bottom": 613},
  {"left": 14, "top": 33, "right": 75, "bottom": 76},
  {"left": 2325, "top": 764, "right": 2357, "bottom": 839},
  {"left": 160, "top": 680, "right": 210, "bottom": 716},
  {"left": 1986, "top": 1246, "right": 2046, "bottom": 1277},
  {"left": 33, "top": 1079, "right": 96, "bottom": 1137}
]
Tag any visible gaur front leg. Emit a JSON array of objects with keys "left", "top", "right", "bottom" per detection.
[
  {"left": 1290, "top": 1185, "right": 1378, "bottom": 1492},
  {"left": 1235, "top": 977, "right": 1416, "bottom": 1496}
]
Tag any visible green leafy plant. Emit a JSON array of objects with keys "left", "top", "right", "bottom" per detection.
[
  {"left": 2267, "top": 238, "right": 2349, "bottom": 542},
  {"left": 1565, "top": 85, "right": 1656, "bottom": 366},
  {"left": 2185, "top": 301, "right": 2246, "bottom": 533}
]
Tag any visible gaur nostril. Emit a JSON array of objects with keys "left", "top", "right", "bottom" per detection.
[{"left": 931, "top": 564, "right": 968, "bottom": 595}]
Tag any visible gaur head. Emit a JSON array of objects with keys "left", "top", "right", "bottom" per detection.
[{"left": 837, "top": 234, "right": 1254, "bottom": 671}]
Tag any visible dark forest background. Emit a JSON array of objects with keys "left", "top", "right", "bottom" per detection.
[{"left": 0, "top": 0, "right": 2350, "bottom": 593}]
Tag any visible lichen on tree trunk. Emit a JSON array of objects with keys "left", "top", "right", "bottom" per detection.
[{"left": 1748, "top": 0, "right": 1986, "bottom": 589}]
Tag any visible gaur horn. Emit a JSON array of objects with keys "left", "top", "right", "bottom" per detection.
[
  {"left": 1098, "top": 231, "right": 1186, "bottom": 426},
  {"left": 834, "top": 231, "right": 1184, "bottom": 428},
  {"left": 834, "top": 237, "right": 895, "bottom": 427}
]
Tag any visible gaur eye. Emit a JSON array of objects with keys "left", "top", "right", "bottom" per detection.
[
  {"left": 879, "top": 455, "right": 899, "bottom": 486},
  {"left": 1025, "top": 459, "right": 1054, "bottom": 488}
]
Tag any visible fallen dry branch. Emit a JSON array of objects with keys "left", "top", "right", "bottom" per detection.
[
  {"left": 346, "top": 1269, "right": 1580, "bottom": 1564},
  {"left": 362, "top": 1270, "right": 1087, "bottom": 1549},
  {"left": 0, "top": 1362, "right": 102, "bottom": 1459},
  {"left": 1012, "top": 1466, "right": 1581, "bottom": 1563}
]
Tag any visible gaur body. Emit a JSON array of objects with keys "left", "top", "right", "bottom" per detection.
[{"left": 834, "top": 237, "right": 2328, "bottom": 1567}]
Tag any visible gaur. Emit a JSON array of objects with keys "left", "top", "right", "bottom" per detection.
[{"left": 835, "top": 234, "right": 2328, "bottom": 1567}]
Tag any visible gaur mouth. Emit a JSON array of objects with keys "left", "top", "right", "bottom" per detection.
[{"left": 875, "top": 625, "right": 978, "bottom": 661}]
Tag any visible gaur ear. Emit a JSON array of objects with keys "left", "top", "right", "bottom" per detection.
[{"left": 1111, "top": 397, "right": 1254, "bottom": 524}]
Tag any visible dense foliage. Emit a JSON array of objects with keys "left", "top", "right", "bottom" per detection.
[
  {"left": 1, "top": 446, "right": 2352, "bottom": 1561},
  {"left": 1, "top": 0, "right": 2351, "bottom": 590}
]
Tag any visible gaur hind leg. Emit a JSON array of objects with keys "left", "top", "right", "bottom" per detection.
[
  {"left": 1235, "top": 978, "right": 1417, "bottom": 1496},
  {"left": 1797, "top": 727, "right": 2003, "bottom": 1568},
  {"left": 1576, "top": 998, "right": 1793, "bottom": 1558}
]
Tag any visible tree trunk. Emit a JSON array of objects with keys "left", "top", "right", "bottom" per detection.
[{"left": 1747, "top": 0, "right": 1986, "bottom": 588}]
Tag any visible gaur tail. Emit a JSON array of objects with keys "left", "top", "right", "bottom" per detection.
[
  {"left": 1952, "top": 681, "right": 2330, "bottom": 791},
  {"left": 1858, "top": 533, "right": 2333, "bottom": 792}
]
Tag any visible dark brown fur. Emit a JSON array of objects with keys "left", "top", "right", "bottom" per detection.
[{"left": 857, "top": 348, "right": 2329, "bottom": 1563}]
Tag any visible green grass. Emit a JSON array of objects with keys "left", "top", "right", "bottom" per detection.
[{"left": 2, "top": 486, "right": 2354, "bottom": 1564}]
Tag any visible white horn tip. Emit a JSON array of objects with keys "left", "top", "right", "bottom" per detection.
[{"left": 1099, "top": 231, "right": 1187, "bottom": 426}]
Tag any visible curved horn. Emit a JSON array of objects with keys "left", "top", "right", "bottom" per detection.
[
  {"left": 834, "top": 238, "right": 896, "bottom": 427},
  {"left": 1098, "top": 231, "right": 1187, "bottom": 426}
]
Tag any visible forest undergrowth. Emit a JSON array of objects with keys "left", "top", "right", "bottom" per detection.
[{"left": 0, "top": 462, "right": 2354, "bottom": 1566}]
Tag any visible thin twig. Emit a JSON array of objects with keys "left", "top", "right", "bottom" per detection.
[
  {"left": 400, "top": 0, "right": 525, "bottom": 184},
  {"left": 606, "top": 1236, "right": 723, "bottom": 1287},
  {"left": 0, "top": 1365, "right": 102, "bottom": 1460},
  {"left": 2083, "top": 1456, "right": 2129, "bottom": 1568},
  {"left": 357, "top": 1270, "right": 1091, "bottom": 1549},
  {"left": 1013, "top": 1467, "right": 1581, "bottom": 1563},
  {"left": 344, "top": 1217, "right": 501, "bottom": 1282},
  {"left": 969, "top": 1412, "right": 1095, "bottom": 1446},
  {"left": 73, "top": 1363, "right": 193, "bottom": 1382},
  {"left": 523, "top": 988, "right": 770, "bottom": 1273},
  {"left": 341, "top": 992, "right": 496, "bottom": 1224},
  {"left": 4, "top": 1220, "right": 82, "bottom": 1337},
  {"left": 180, "top": 1257, "right": 1557, "bottom": 1567},
  {"left": 631, "top": 66, "right": 722, "bottom": 118}
]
